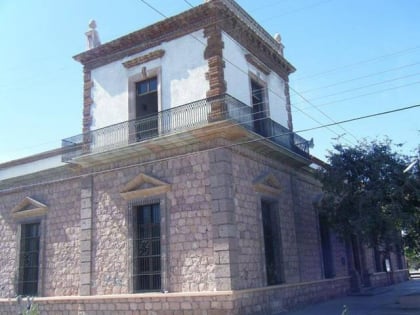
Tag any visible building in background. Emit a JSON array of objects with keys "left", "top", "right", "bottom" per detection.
[{"left": 0, "top": 0, "right": 408, "bottom": 314}]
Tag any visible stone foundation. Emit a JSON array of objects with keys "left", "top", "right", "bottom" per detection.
[
  {"left": 370, "top": 269, "right": 409, "bottom": 288},
  {"left": 0, "top": 277, "right": 350, "bottom": 315}
]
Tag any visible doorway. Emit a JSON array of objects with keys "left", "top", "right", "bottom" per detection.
[
  {"left": 135, "top": 77, "right": 158, "bottom": 140},
  {"left": 251, "top": 80, "right": 268, "bottom": 137}
]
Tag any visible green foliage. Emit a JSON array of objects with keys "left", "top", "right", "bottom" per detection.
[
  {"left": 405, "top": 247, "right": 420, "bottom": 270},
  {"left": 23, "top": 303, "right": 39, "bottom": 315},
  {"left": 16, "top": 296, "right": 40, "bottom": 315},
  {"left": 316, "top": 139, "right": 419, "bottom": 252}
]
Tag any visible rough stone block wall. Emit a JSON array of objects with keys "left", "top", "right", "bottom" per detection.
[
  {"left": 87, "top": 151, "right": 216, "bottom": 294},
  {"left": 91, "top": 171, "right": 129, "bottom": 295},
  {"left": 292, "top": 175, "right": 323, "bottom": 282},
  {"left": 0, "top": 277, "right": 351, "bottom": 314},
  {"left": 0, "top": 177, "right": 81, "bottom": 298},
  {"left": 230, "top": 152, "right": 265, "bottom": 290},
  {"left": 0, "top": 193, "right": 19, "bottom": 298},
  {"left": 43, "top": 179, "right": 81, "bottom": 296},
  {"left": 230, "top": 150, "right": 302, "bottom": 289},
  {"left": 330, "top": 234, "right": 348, "bottom": 277},
  {"left": 167, "top": 153, "right": 215, "bottom": 292},
  {"left": 234, "top": 277, "right": 350, "bottom": 314},
  {"left": 229, "top": 147, "right": 337, "bottom": 288}
]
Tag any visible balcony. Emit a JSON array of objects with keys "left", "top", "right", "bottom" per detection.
[{"left": 62, "top": 94, "right": 311, "bottom": 163}]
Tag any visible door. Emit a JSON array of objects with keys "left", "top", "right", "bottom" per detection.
[
  {"left": 135, "top": 77, "right": 158, "bottom": 140},
  {"left": 251, "top": 80, "right": 268, "bottom": 137},
  {"left": 319, "top": 215, "right": 335, "bottom": 278}
]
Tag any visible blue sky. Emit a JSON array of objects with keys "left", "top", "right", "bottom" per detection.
[{"left": 0, "top": 0, "right": 419, "bottom": 163}]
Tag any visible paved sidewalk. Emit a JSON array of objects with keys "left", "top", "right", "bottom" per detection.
[{"left": 282, "top": 279, "right": 420, "bottom": 315}]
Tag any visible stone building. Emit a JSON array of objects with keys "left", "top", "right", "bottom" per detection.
[{"left": 0, "top": 0, "right": 408, "bottom": 314}]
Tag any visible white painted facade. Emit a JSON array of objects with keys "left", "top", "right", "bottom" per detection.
[
  {"left": 90, "top": 29, "right": 289, "bottom": 133},
  {"left": 0, "top": 155, "right": 64, "bottom": 181},
  {"left": 90, "top": 30, "right": 209, "bottom": 131},
  {"left": 222, "top": 32, "right": 288, "bottom": 128}
]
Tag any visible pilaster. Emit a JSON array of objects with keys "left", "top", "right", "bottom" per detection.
[
  {"left": 209, "top": 148, "right": 239, "bottom": 290},
  {"left": 79, "top": 175, "right": 93, "bottom": 296}
]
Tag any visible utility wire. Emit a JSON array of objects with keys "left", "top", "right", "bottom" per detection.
[
  {"left": 293, "top": 46, "right": 420, "bottom": 82},
  {"left": 295, "top": 80, "right": 420, "bottom": 112},
  {"left": 299, "top": 61, "right": 420, "bottom": 94},
  {"left": 292, "top": 72, "right": 420, "bottom": 106},
  {"left": 175, "top": 0, "right": 355, "bottom": 145},
  {"left": 289, "top": 85, "right": 358, "bottom": 142}
]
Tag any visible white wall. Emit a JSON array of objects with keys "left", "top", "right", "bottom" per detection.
[
  {"left": 222, "top": 32, "right": 289, "bottom": 128},
  {"left": 0, "top": 155, "right": 64, "bottom": 181},
  {"left": 90, "top": 30, "right": 209, "bottom": 130}
]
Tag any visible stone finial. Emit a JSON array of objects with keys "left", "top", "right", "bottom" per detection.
[
  {"left": 274, "top": 33, "right": 284, "bottom": 56},
  {"left": 85, "top": 19, "right": 101, "bottom": 50}
]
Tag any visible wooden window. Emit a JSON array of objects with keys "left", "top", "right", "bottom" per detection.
[
  {"left": 133, "top": 203, "right": 161, "bottom": 292},
  {"left": 18, "top": 223, "right": 40, "bottom": 296},
  {"left": 135, "top": 77, "right": 159, "bottom": 140},
  {"left": 251, "top": 79, "right": 268, "bottom": 137}
]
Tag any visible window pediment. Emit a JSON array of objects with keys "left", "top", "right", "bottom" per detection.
[
  {"left": 253, "top": 173, "right": 282, "bottom": 196},
  {"left": 122, "top": 49, "right": 165, "bottom": 69},
  {"left": 11, "top": 197, "right": 48, "bottom": 220},
  {"left": 120, "top": 173, "right": 171, "bottom": 200}
]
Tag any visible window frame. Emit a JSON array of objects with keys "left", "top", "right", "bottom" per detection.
[
  {"left": 249, "top": 73, "right": 270, "bottom": 137},
  {"left": 18, "top": 221, "right": 41, "bottom": 296},
  {"left": 133, "top": 203, "right": 161, "bottom": 292},
  {"left": 260, "top": 199, "right": 284, "bottom": 286},
  {"left": 127, "top": 197, "right": 168, "bottom": 293},
  {"left": 15, "top": 218, "right": 46, "bottom": 297},
  {"left": 128, "top": 67, "right": 161, "bottom": 122},
  {"left": 11, "top": 197, "right": 47, "bottom": 297}
]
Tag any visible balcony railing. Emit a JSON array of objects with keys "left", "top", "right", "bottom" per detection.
[{"left": 62, "top": 94, "right": 311, "bottom": 162}]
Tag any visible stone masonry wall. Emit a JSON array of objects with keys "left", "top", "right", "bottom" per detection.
[
  {"left": 0, "top": 277, "right": 351, "bottom": 315},
  {"left": 229, "top": 147, "right": 333, "bottom": 288},
  {"left": 292, "top": 174, "right": 323, "bottom": 282},
  {"left": 330, "top": 234, "right": 349, "bottom": 277},
  {"left": 0, "top": 193, "right": 18, "bottom": 298},
  {"left": 0, "top": 177, "right": 81, "bottom": 298},
  {"left": 231, "top": 150, "right": 301, "bottom": 289},
  {"left": 90, "top": 171, "right": 129, "bottom": 295},
  {"left": 87, "top": 151, "right": 216, "bottom": 294}
]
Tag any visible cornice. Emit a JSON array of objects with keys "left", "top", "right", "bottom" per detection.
[{"left": 73, "top": 0, "right": 295, "bottom": 78}]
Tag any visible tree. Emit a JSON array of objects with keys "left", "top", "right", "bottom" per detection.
[{"left": 316, "top": 139, "right": 420, "bottom": 256}]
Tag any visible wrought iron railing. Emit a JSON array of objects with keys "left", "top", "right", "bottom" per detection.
[{"left": 62, "top": 94, "right": 311, "bottom": 162}]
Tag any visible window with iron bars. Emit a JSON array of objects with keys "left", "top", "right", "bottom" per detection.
[
  {"left": 133, "top": 203, "right": 161, "bottom": 292},
  {"left": 18, "top": 222, "right": 40, "bottom": 296}
]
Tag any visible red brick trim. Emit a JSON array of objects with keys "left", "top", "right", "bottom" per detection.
[
  {"left": 204, "top": 25, "right": 226, "bottom": 98},
  {"left": 122, "top": 49, "right": 165, "bottom": 69},
  {"left": 285, "top": 81, "right": 294, "bottom": 131},
  {"left": 82, "top": 68, "right": 93, "bottom": 133}
]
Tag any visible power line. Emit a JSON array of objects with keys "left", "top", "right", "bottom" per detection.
[
  {"left": 293, "top": 45, "right": 420, "bottom": 82},
  {"left": 295, "top": 104, "right": 420, "bottom": 134},
  {"left": 292, "top": 72, "right": 420, "bottom": 106},
  {"left": 298, "top": 61, "right": 420, "bottom": 94},
  {"left": 295, "top": 80, "right": 420, "bottom": 112},
  {"left": 176, "top": 0, "right": 355, "bottom": 145},
  {"left": 289, "top": 85, "right": 359, "bottom": 142}
]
